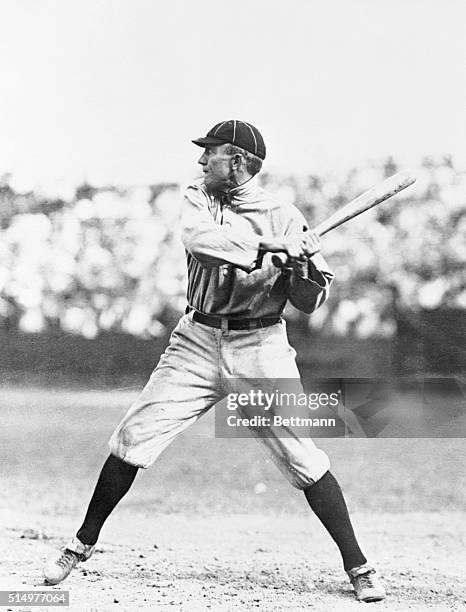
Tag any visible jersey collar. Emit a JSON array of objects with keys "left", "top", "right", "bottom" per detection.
[{"left": 227, "top": 175, "right": 260, "bottom": 205}]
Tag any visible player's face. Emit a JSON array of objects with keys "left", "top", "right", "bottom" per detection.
[{"left": 198, "top": 144, "right": 233, "bottom": 192}]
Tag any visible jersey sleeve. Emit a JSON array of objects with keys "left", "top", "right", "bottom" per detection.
[
  {"left": 181, "top": 184, "right": 262, "bottom": 272},
  {"left": 283, "top": 206, "right": 335, "bottom": 314}
]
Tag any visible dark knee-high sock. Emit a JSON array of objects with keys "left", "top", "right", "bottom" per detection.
[
  {"left": 304, "top": 471, "right": 367, "bottom": 572},
  {"left": 76, "top": 454, "right": 138, "bottom": 545}
]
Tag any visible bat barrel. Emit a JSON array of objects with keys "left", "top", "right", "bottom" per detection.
[
  {"left": 314, "top": 171, "right": 416, "bottom": 237},
  {"left": 273, "top": 170, "right": 416, "bottom": 268}
]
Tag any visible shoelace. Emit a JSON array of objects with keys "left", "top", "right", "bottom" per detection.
[
  {"left": 356, "top": 571, "right": 377, "bottom": 588},
  {"left": 56, "top": 550, "right": 78, "bottom": 569}
]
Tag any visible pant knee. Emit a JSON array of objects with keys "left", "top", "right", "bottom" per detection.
[
  {"left": 108, "top": 424, "right": 142, "bottom": 466},
  {"left": 281, "top": 448, "right": 331, "bottom": 490}
]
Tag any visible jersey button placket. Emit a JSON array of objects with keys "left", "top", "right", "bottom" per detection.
[{"left": 221, "top": 206, "right": 233, "bottom": 278}]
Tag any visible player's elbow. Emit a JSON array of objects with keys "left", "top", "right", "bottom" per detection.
[
  {"left": 290, "top": 299, "right": 316, "bottom": 315},
  {"left": 182, "top": 228, "right": 203, "bottom": 259},
  {"left": 182, "top": 229, "right": 218, "bottom": 269},
  {"left": 289, "top": 287, "right": 330, "bottom": 314}
]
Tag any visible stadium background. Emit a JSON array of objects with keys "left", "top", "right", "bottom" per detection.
[
  {"left": 0, "top": 155, "right": 464, "bottom": 381},
  {"left": 1, "top": 1, "right": 465, "bottom": 609}
]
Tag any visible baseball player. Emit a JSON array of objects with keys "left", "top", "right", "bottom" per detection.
[{"left": 43, "top": 120, "right": 385, "bottom": 602}]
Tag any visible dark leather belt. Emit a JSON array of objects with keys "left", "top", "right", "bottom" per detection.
[{"left": 191, "top": 310, "right": 281, "bottom": 331}]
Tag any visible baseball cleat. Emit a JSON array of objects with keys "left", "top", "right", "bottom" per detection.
[
  {"left": 43, "top": 537, "right": 95, "bottom": 584},
  {"left": 347, "top": 564, "right": 386, "bottom": 602}
]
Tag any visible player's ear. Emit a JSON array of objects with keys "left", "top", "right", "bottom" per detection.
[{"left": 231, "top": 153, "right": 243, "bottom": 170}]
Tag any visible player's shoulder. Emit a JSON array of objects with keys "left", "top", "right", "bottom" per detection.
[
  {"left": 257, "top": 184, "right": 293, "bottom": 211},
  {"left": 281, "top": 200, "right": 306, "bottom": 222},
  {"left": 257, "top": 183, "right": 308, "bottom": 228},
  {"left": 272, "top": 192, "right": 307, "bottom": 226}
]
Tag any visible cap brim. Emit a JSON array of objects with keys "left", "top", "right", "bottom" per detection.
[{"left": 192, "top": 136, "right": 229, "bottom": 148}]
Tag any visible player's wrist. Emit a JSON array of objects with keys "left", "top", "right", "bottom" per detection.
[
  {"left": 258, "top": 237, "right": 287, "bottom": 253},
  {"left": 291, "top": 258, "right": 308, "bottom": 275}
]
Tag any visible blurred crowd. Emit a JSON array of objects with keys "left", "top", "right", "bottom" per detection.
[{"left": 0, "top": 156, "right": 464, "bottom": 339}]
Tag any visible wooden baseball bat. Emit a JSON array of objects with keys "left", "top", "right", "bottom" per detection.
[{"left": 272, "top": 170, "right": 416, "bottom": 269}]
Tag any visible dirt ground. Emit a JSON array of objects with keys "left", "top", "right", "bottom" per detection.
[{"left": 1, "top": 385, "right": 465, "bottom": 611}]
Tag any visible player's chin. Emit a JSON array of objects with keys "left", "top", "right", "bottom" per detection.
[
  {"left": 204, "top": 177, "right": 222, "bottom": 194},
  {"left": 203, "top": 175, "right": 214, "bottom": 188}
]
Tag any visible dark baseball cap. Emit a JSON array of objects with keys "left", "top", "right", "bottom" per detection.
[{"left": 192, "top": 120, "right": 266, "bottom": 160}]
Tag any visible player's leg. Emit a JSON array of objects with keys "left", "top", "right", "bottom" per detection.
[
  {"left": 303, "top": 472, "right": 385, "bottom": 601},
  {"left": 76, "top": 454, "right": 138, "bottom": 546},
  {"left": 304, "top": 471, "right": 366, "bottom": 570},
  {"left": 250, "top": 427, "right": 385, "bottom": 601},
  {"left": 43, "top": 454, "right": 137, "bottom": 584},
  {"left": 224, "top": 320, "right": 385, "bottom": 602},
  {"left": 44, "top": 314, "right": 223, "bottom": 584}
]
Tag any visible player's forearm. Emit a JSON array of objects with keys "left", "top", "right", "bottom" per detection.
[
  {"left": 258, "top": 237, "right": 288, "bottom": 253},
  {"left": 182, "top": 225, "right": 262, "bottom": 271}
]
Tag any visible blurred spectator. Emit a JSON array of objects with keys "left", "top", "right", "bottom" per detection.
[{"left": 0, "top": 157, "right": 464, "bottom": 338}]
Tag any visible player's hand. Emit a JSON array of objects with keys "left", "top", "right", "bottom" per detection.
[
  {"left": 262, "top": 231, "right": 321, "bottom": 270},
  {"left": 284, "top": 232, "right": 320, "bottom": 260},
  {"left": 283, "top": 233, "right": 309, "bottom": 260},
  {"left": 303, "top": 230, "right": 320, "bottom": 257}
]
